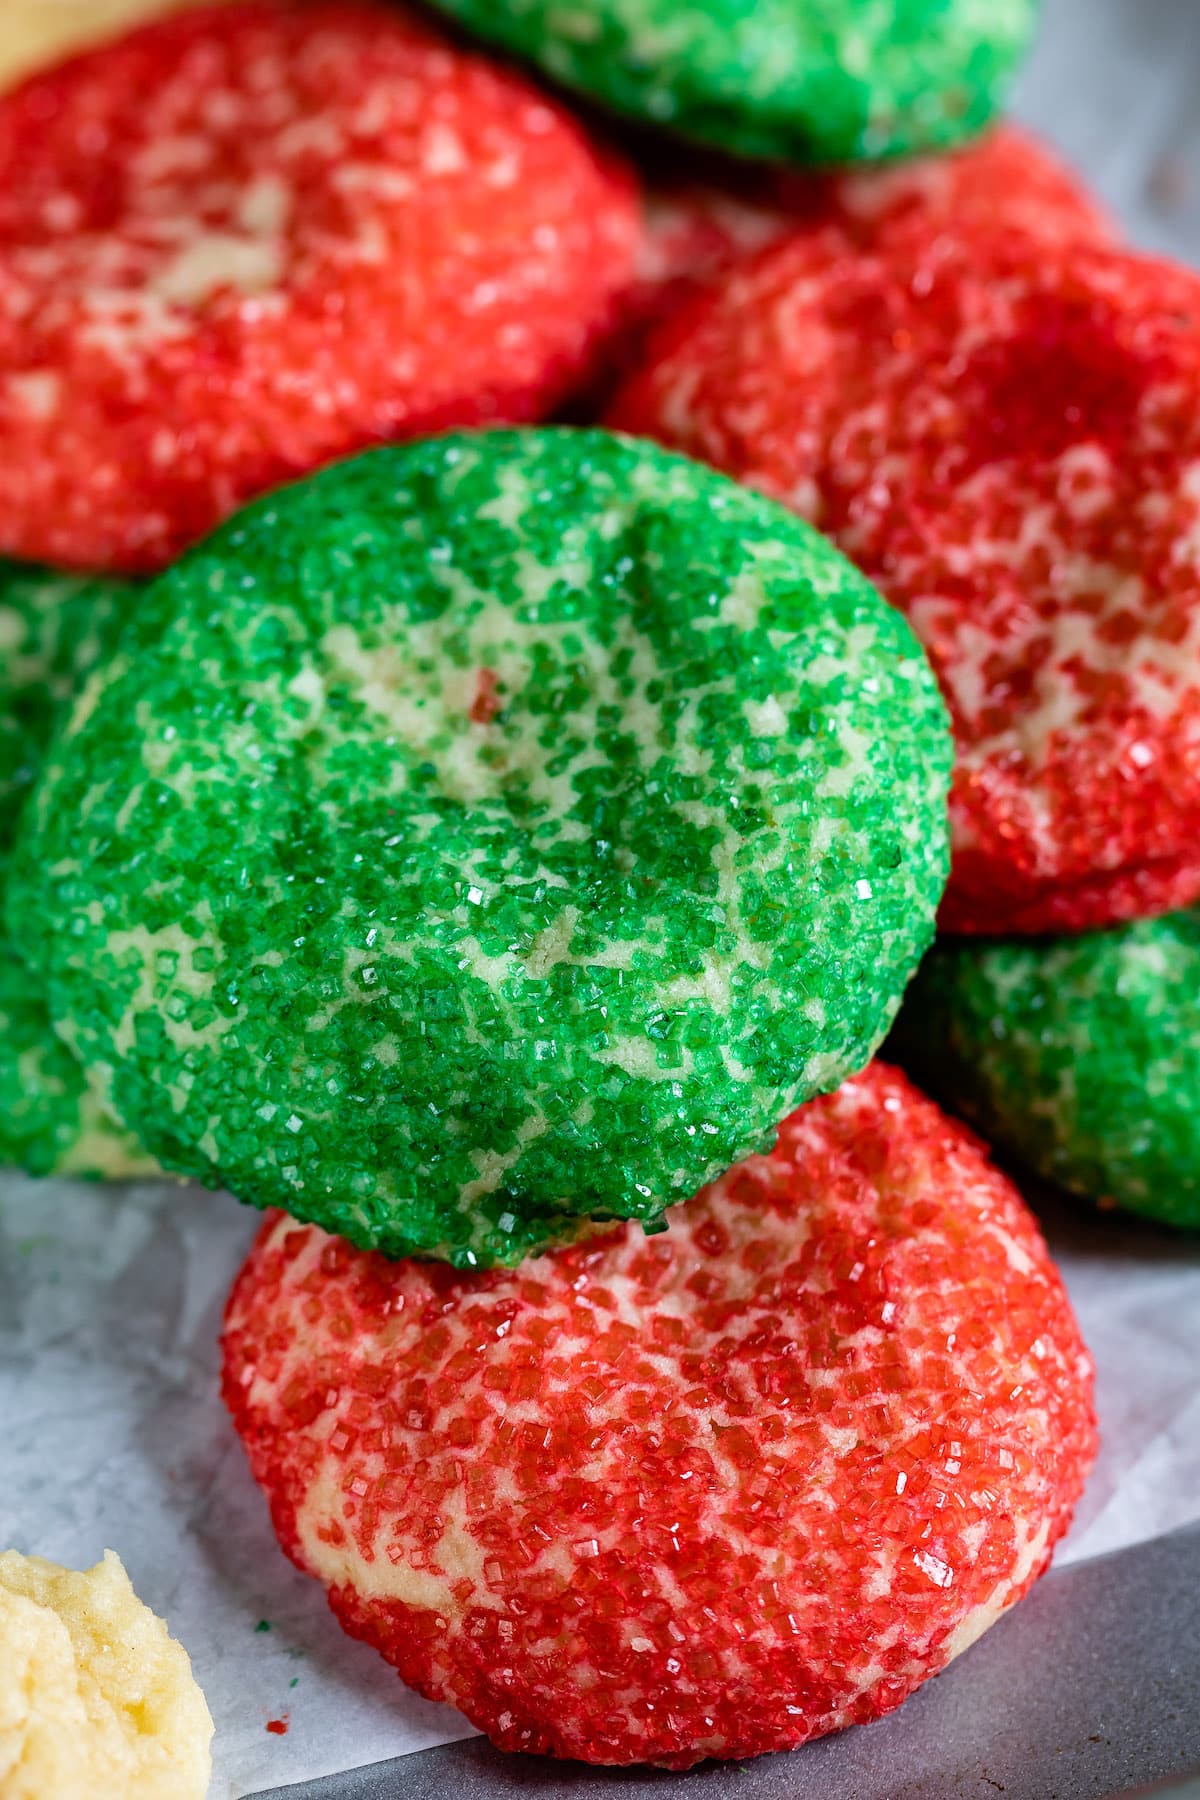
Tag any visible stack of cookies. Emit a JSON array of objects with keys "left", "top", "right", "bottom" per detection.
[{"left": 5, "top": 0, "right": 1187, "bottom": 1781}]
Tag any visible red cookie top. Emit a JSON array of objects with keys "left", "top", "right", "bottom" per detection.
[
  {"left": 223, "top": 1064, "right": 1095, "bottom": 1768},
  {"left": 618, "top": 128, "right": 1110, "bottom": 378},
  {"left": 821, "top": 124, "right": 1112, "bottom": 249},
  {"left": 611, "top": 229, "right": 1200, "bottom": 934},
  {"left": 0, "top": 0, "right": 640, "bottom": 572}
]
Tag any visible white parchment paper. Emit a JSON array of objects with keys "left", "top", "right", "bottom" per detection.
[{"left": 4, "top": 1, "right": 1200, "bottom": 1794}]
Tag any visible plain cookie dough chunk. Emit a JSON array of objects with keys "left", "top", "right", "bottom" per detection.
[
  {"left": 14, "top": 429, "right": 952, "bottom": 1266},
  {"left": 0, "top": 1549, "right": 212, "bottom": 1800}
]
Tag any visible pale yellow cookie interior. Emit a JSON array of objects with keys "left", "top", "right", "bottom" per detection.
[
  {"left": 0, "top": 1, "right": 228, "bottom": 91},
  {"left": 0, "top": 1549, "right": 212, "bottom": 1800}
]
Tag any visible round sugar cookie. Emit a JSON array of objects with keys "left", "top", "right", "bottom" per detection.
[
  {"left": 222, "top": 1062, "right": 1096, "bottom": 1768},
  {"left": 0, "top": 0, "right": 641, "bottom": 573},
  {"left": 0, "top": 1548, "right": 212, "bottom": 1799},
  {"left": 13, "top": 429, "right": 952, "bottom": 1265},
  {"left": 611, "top": 229, "right": 1200, "bottom": 934},
  {"left": 419, "top": 0, "right": 1037, "bottom": 167},
  {"left": 0, "top": 560, "right": 152, "bottom": 1179},
  {"left": 896, "top": 911, "right": 1200, "bottom": 1229}
]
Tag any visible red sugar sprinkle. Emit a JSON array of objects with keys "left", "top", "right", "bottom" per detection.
[
  {"left": 265, "top": 1716, "right": 289, "bottom": 1736},
  {"left": 0, "top": 0, "right": 640, "bottom": 572},
  {"left": 469, "top": 668, "right": 501, "bottom": 724},
  {"left": 610, "top": 226, "right": 1200, "bottom": 934},
  {"left": 222, "top": 1064, "right": 1096, "bottom": 1769}
]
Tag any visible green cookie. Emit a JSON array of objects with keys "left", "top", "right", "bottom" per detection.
[
  {"left": 0, "top": 561, "right": 153, "bottom": 1179},
  {"left": 421, "top": 0, "right": 1037, "bottom": 165},
  {"left": 13, "top": 429, "right": 951, "bottom": 1265},
  {"left": 895, "top": 912, "right": 1200, "bottom": 1230}
]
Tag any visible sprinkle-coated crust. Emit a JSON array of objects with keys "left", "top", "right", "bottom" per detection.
[
  {"left": 0, "top": 0, "right": 641, "bottom": 572},
  {"left": 0, "top": 560, "right": 151, "bottom": 1177},
  {"left": 223, "top": 1063, "right": 1096, "bottom": 1768},
  {"left": 896, "top": 910, "right": 1200, "bottom": 1228},
  {"left": 623, "top": 126, "right": 1111, "bottom": 366},
  {"left": 12, "top": 430, "right": 951, "bottom": 1262},
  {"left": 611, "top": 229, "right": 1200, "bottom": 934},
  {"left": 418, "top": 0, "right": 1036, "bottom": 167}
]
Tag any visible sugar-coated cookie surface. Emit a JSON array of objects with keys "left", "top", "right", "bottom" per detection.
[
  {"left": 0, "top": 0, "right": 640, "bottom": 573},
  {"left": 421, "top": 0, "right": 1036, "bottom": 166},
  {"left": 896, "top": 912, "right": 1200, "bottom": 1229},
  {"left": 0, "top": 1549, "right": 212, "bottom": 1799},
  {"left": 222, "top": 1063, "right": 1096, "bottom": 1768},
  {"left": 611, "top": 230, "right": 1200, "bottom": 935},
  {"left": 808, "top": 122, "right": 1111, "bottom": 245},
  {"left": 0, "top": 561, "right": 152, "bottom": 1179},
  {"left": 0, "top": 564, "right": 132, "bottom": 860},
  {"left": 0, "top": 941, "right": 158, "bottom": 1180},
  {"left": 13, "top": 429, "right": 952, "bottom": 1265},
  {"left": 621, "top": 127, "right": 1109, "bottom": 379}
]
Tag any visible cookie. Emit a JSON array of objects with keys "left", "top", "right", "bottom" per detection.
[
  {"left": 619, "top": 127, "right": 1110, "bottom": 382},
  {"left": 0, "top": 560, "right": 153, "bottom": 1179},
  {"left": 0, "top": 0, "right": 640, "bottom": 573},
  {"left": 895, "top": 911, "right": 1200, "bottom": 1229},
  {"left": 0, "top": 1548, "right": 212, "bottom": 1799},
  {"left": 0, "top": 942, "right": 159, "bottom": 1180},
  {"left": 419, "top": 0, "right": 1036, "bottom": 166},
  {"left": 816, "top": 122, "right": 1111, "bottom": 247},
  {"left": 13, "top": 429, "right": 952, "bottom": 1265},
  {"left": 222, "top": 1063, "right": 1096, "bottom": 1768},
  {"left": 0, "top": 563, "right": 134, "bottom": 860},
  {"left": 611, "top": 229, "right": 1200, "bottom": 934}
]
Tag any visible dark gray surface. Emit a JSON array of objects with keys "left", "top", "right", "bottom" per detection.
[
  {"left": 249, "top": 0, "right": 1200, "bottom": 1794},
  {"left": 247, "top": 1522, "right": 1200, "bottom": 1800}
]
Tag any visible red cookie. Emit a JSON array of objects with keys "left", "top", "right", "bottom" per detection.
[
  {"left": 0, "top": 0, "right": 640, "bottom": 573},
  {"left": 611, "top": 229, "right": 1200, "bottom": 934},
  {"left": 223, "top": 1064, "right": 1095, "bottom": 1769},
  {"left": 821, "top": 123, "right": 1112, "bottom": 249},
  {"left": 619, "top": 128, "right": 1110, "bottom": 378}
]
